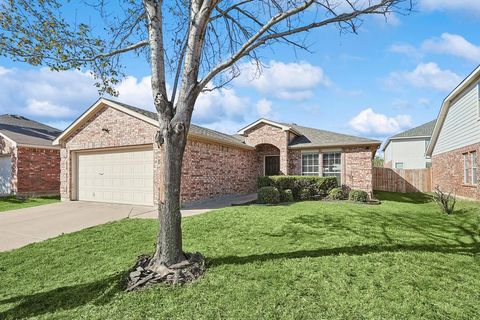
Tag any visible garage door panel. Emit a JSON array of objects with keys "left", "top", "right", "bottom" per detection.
[{"left": 77, "top": 148, "right": 154, "bottom": 206}]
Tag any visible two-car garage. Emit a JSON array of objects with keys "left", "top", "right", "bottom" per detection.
[{"left": 76, "top": 148, "right": 154, "bottom": 206}]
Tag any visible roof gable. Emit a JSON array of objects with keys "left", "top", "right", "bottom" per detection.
[
  {"left": 382, "top": 119, "right": 436, "bottom": 151},
  {"left": 54, "top": 98, "right": 253, "bottom": 150}
]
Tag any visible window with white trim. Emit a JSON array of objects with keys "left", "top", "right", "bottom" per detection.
[
  {"left": 301, "top": 153, "right": 319, "bottom": 176},
  {"left": 464, "top": 153, "right": 471, "bottom": 184},
  {"left": 472, "top": 151, "right": 478, "bottom": 185},
  {"left": 322, "top": 152, "right": 342, "bottom": 183}
]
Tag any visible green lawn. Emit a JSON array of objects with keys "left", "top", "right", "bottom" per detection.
[
  {"left": 0, "top": 196, "right": 59, "bottom": 212},
  {"left": 0, "top": 192, "right": 479, "bottom": 319}
]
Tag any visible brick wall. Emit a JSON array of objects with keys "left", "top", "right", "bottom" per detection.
[
  {"left": 181, "top": 140, "right": 258, "bottom": 202},
  {"left": 61, "top": 105, "right": 258, "bottom": 204},
  {"left": 242, "top": 123, "right": 290, "bottom": 174},
  {"left": 343, "top": 147, "right": 375, "bottom": 193},
  {"left": 432, "top": 143, "right": 479, "bottom": 200},
  {"left": 16, "top": 147, "right": 60, "bottom": 196}
]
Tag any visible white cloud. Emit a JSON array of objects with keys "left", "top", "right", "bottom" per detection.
[
  {"left": 420, "top": 0, "right": 480, "bottom": 14},
  {"left": 421, "top": 33, "right": 480, "bottom": 63},
  {"left": 0, "top": 66, "right": 11, "bottom": 76},
  {"left": 44, "top": 120, "right": 73, "bottom": 130},
  {"left": 386, "top": 62, "right": 462, "bottom": 92},
  {"left": 388, "top": 43, "right": 422, "bottom": 59},
  {"left": 256, "top": 99, "right": 273, "bottom": 117},
  {"left": 24, "top": 99, "right": 74, "bottom": 118},
  {"left": 390, "top": 33, "right": 480, "bottom": 63},
  {"left": 116, "top": 75, "right": 154, "bottom": 109},
  {"left": 236, "top": 60, "right": 331, "bottom": 101},
  {"left": 349, "top": 108, "right": 412, "bottom": 135},
  {"left": 0, "top": 66, "right": 99, "bottom": 122}
]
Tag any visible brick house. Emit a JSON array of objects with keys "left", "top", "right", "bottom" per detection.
[
  {"left": 426, "top": 66, "right": 480, "bottom": 200},
  {"left": 0, "top": 115, "right": 61, "bottom": 196},
  {"left": 53, "top": 98, "right": 380, "bottom": 206}
]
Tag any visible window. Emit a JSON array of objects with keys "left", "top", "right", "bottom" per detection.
[
  {"left": 323, "top": 152, "right": 341, "bottom": 183},
  {"left": 464, "top": 153, "right": 470, "bottom": 184},
  {"left": 302, "top": 153, "right": 319, "bottom": 176},
  {"left": 395, "top": 162, "right": 404, "bottom": 169},
  {"left": 472, "top": 152, "right": 478, "bottom": 185}
]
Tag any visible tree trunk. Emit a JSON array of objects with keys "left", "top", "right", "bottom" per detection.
[{"left": 150, "top": 122, "right": 188, "bottom": 269}]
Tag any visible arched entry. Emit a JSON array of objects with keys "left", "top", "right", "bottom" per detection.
[{"left": 256, "top": 144, "right": 281, "bottom": 176}]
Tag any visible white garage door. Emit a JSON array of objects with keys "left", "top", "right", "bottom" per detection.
[
  {"left": 77, "top": 148, "right": 154, "bottom": 205},
  {"left": 0, "top": 155, "right": 12, "bottom": 195}
]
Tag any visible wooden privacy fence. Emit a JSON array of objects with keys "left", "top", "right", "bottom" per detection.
[{"left": 373, "top": 167, "right": 432, "bottom": 193}]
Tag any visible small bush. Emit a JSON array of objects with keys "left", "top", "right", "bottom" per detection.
[
  {"left": 280, "top": 189, "right": 294, "bottom": 203},
  {"left": 258, "top": 186, "right": 280, "bottom": 204},
  {"left": 433, "top": 186, "right": 456, "bottom": 214},
  {"left": 328, "top": 187, "right": 345, "bottom": 200},
  {"left": 348, "top": 189, "right": 368, "bottom": 202},
  {"left": 299, "top": 188, "right": 312, "bottom": 201}
]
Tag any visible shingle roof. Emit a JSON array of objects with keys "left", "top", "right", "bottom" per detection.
[
  {"left": 390, "top": 119, "right": 436, "bottom": 139},
  {"left": 285, "top": 123, "right": 381, "bottom": 148},
  {"left": 105, "top": 100, "right": 380, "bottom": 150},
  {"left": 106, "top": 99, "right": 250, "bottom": 149},
  {"left": 0, "top": 115, "right": 61, "bottom": 147}
]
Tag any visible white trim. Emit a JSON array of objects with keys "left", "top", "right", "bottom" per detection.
[
  {"left": 17, "top": 144, "right": 60, "bottom": 150},
  {"left": 427, "top": 65, "right": 480, "bottom": 156},
  {"left": 0, "top": 132, "right": 17, "bottom": 148},
  {"left": 237, "top": 118, "right": 301, "bottom": 135}
]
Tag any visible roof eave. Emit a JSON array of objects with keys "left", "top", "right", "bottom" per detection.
[
  {"left": 288, "top": 142, "right": 381, "bottom": 150},
  {"left": 237, "top": 118, "right": 300, "bottom": 135}
]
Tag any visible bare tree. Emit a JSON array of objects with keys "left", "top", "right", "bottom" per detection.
[{"left": 0, "top": 0, "right": 412, "bottom": 284}]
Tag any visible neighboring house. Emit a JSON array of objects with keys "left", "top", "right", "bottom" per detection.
[
  {"left": 426, "top": 66, "right": 480, "bottom": 201},
  {"left": 53, "top": 98, "right": 381, "bottom": 206},
  {"left": 383, "top": 119, "right": 436, "bottom": 169},
  {"left": 0, "top": 115, "right": 61, "bottom": 196}
]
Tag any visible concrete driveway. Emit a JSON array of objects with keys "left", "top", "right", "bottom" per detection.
[{"left": 0, "top": 193, "right": 256, "bottom": 252}]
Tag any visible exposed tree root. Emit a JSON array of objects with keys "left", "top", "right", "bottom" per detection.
[{"left": 125, "top": 252, "right": 205, "bottom": 291}]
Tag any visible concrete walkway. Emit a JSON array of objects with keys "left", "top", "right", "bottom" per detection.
[{"left": 0, "top": 193, "right": 256, "bottom": 252}]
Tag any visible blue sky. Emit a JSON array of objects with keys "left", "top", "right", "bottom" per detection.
[{"left": 0, "top": 0, "right": 479, "bottom": 147}]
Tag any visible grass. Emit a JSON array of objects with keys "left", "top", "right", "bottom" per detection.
[
  {"left": 0, "top": 192, "right": 479, "bottom": 319},
  {"left": 0, "top": 196, "right": 59, "bottom": 213}
]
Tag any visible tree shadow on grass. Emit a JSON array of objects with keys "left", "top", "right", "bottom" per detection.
[
  {"left": 209, "top": 242, "right": 480, "bottom": 267},
  {"left": 0, "top": 272, "right": 125, "bottom": 320},
  {"left": 374, "top": 192, "right": 433, "bottom": 204}
]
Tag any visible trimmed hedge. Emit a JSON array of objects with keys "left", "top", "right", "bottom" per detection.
[
  {"left": 257, "top": 176, "right": 337, "bottom": 201},
  {"left": 258, "top": 186, "right": 280, "bottom": 204},
  {"left": 348, "top": 189, "right": 368, "bottom": 202}
]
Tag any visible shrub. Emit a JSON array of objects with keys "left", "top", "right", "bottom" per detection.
[
  {"left": 348, "top": 189, "right": 368, "bottom": 202},
  {"left": 257, "top": 186, "right": 280, "bottom": 204},
  {"left": 257, "top": 176, "right": 337, "bottom": 201},
  {"left": 433, "top": 186, "right": 456, "bottom": 214},
  {"left": 328, "top": 187, "right": 345, "bottom": 200},
  {"left": 299, "top": 188, "right": 312, "bottom": 201},
  {"left": 280, "top": 189, "right": 294, "bottom": 203}
]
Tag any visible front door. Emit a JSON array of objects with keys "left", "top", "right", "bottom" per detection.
[{"left": 265, "top": 156, "right": 280, "bottom": 176}]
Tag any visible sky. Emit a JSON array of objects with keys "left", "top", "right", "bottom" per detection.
[{"left": 0, "top": 0, "right": 479, "bottom": 149}]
